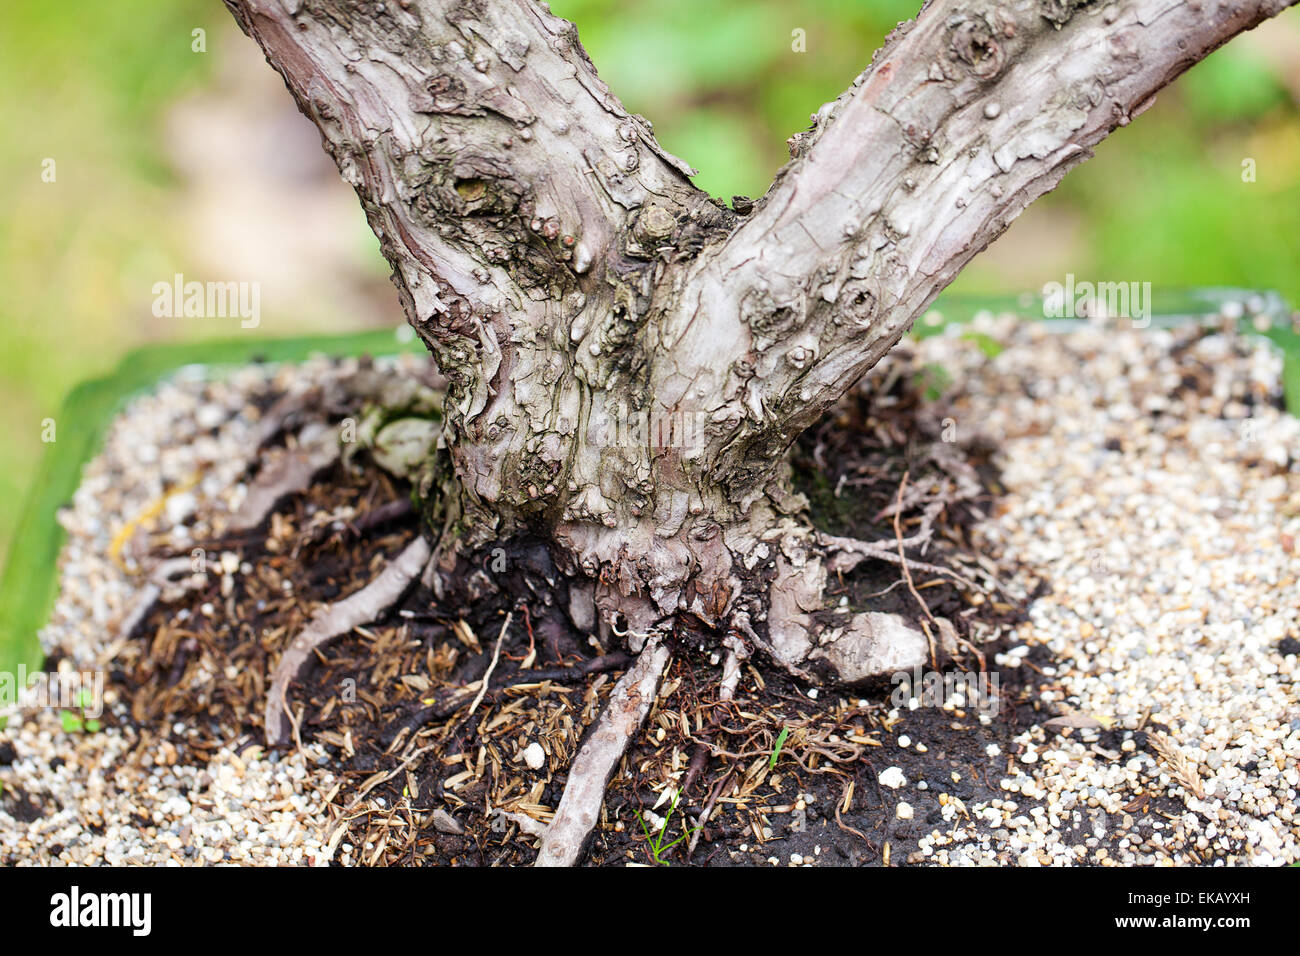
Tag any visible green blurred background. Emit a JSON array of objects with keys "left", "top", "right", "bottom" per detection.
[{"left": 2, "top": 0, "right": 1299, "bottom": 572}]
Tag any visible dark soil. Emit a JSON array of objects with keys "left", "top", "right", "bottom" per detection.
[{"left": 0, "top": 780, "right": 53, "bottom": 823}]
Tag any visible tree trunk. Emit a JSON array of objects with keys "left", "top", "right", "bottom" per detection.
[{"left": 222, "top": 0, "right": 1296, "bottom": 679}]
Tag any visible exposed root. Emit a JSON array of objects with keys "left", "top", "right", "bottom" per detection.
[
  {"left": 818, "top": 531, "right": 978, "bottom": 587},
  {"left": 760, "top": 537, "right": 953, "bottom": 685},
  {"left": 685, "top": 638, "right": 746, "bottom": 857},
  {"left": 230, "top": 422, "right": 342, "bottom": 532},
  {"left": 264, "top": 534, "right": 431, "bottom": 747},
  {"left": 686, "top": 767, "right": 735, "bottom": 859},
  {"left": 251, "top": 385, "right": 329, "bottom": 448},
  {"left": 496, "top": 811, "right": 549, "bottom": 840},
  {"left": 718, "top": 637, "right": 747, "bottom": 702},
  {"left": 535, "top": 638, "right": 672, "bottom": 866},
  {"left": 465, "top": 612, "right": 510, "bottom": 718},
  {"left": 892, "top": 471, "right": 941, "bottom": 668}
]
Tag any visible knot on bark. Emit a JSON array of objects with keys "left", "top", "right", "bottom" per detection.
[
  {"left": 447, "top": 158, "right": 522, "bottom": 217},
  {"left": 945, "top": 12, "right": 1012, "bottom": 79},
  {"left": 834, "top": 279, "right": 879, "bottom": 329},
  {"left": 740, "top": 285, "right": 807, "bottom": 349}
]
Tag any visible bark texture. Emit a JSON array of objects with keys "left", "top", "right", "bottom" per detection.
[{"left": 224, "top": 0, "right": 1296, "bottom": 686}]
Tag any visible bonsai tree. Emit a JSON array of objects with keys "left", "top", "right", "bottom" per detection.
[{"left": 218, "top": 0, "right": 1297, "bottom": 864}]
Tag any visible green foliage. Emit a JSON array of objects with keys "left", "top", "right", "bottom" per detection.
[
  {"left": 59, "top": 689, "right": 102, "bottom": 734},
  {"left": 550, "top": 1, "right": 1300, "bottom": 308},
  {"left": 0, "top": 0, "right": 220, "bottom": 559},
  {"left": 60, "top": 711, "right": 101, "bottom": 735},
  {"left": 915, "top": 363, "right": 954, "bottom": 402},
  {"left": 962, "top": 330, "right": 1005, "bottom": 359},
  {"left": 1181, "top": 46, "right": 1289, "bottom": 123}
]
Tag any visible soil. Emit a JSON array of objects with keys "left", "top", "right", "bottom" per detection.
[{"left": 111, "top": 348, "right": 1067, "bottom": 867}]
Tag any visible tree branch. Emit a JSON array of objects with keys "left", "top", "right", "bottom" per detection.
[{"left": 657, "top": 0, "right": 1297, "bottom": 489}]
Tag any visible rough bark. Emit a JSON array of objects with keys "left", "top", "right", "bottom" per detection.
[
  {"left": 222, "top": 0, "right": 722, "bottom": 545},
  {"left": 224, "top": 0, "right": 1296, "bottom": 697}
]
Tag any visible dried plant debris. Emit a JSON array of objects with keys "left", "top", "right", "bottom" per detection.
[{"left": 2, "top": 319, "right": 1298, "bottom": 866}]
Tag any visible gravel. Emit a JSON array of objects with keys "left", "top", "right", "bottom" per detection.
[
  {"left": 879, "top": 766, "right": 908, "bottom": 790},
  {"left": 0, "top": 354, "right": 426, "bottom": 866},
  {"left": 905, "top": 316, "right": 1300, "bottom": 866}
]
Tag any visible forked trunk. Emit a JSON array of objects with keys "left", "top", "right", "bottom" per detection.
[{"left": 223, "top": 0, "right": 1298, "bottom": 681}]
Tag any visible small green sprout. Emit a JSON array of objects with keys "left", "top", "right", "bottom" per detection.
[
  {"left": 770, "top": 726, "right": 789, "bottom": 769},
  {"left": 59, "top": 689, "right": 101, "bottom": 734},
  {"left": 961, "top": 329, "right": 1004, "bottom": 358},
  {"left": 915, "top": 363, "right": 953, "bottom": 401},
  {"left": 633, "top": 790, "right": 700, "bottom": 866}
]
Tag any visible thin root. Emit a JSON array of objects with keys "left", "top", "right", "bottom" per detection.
[
  {"left": 230, "top": 422, "right": 341, "bottom": 533},
  {"left": 264, "top": 534, "right": 431, "bottom": 746},
  {"left": 535, "top": 638, "right": 672, "bottom": 866}
]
